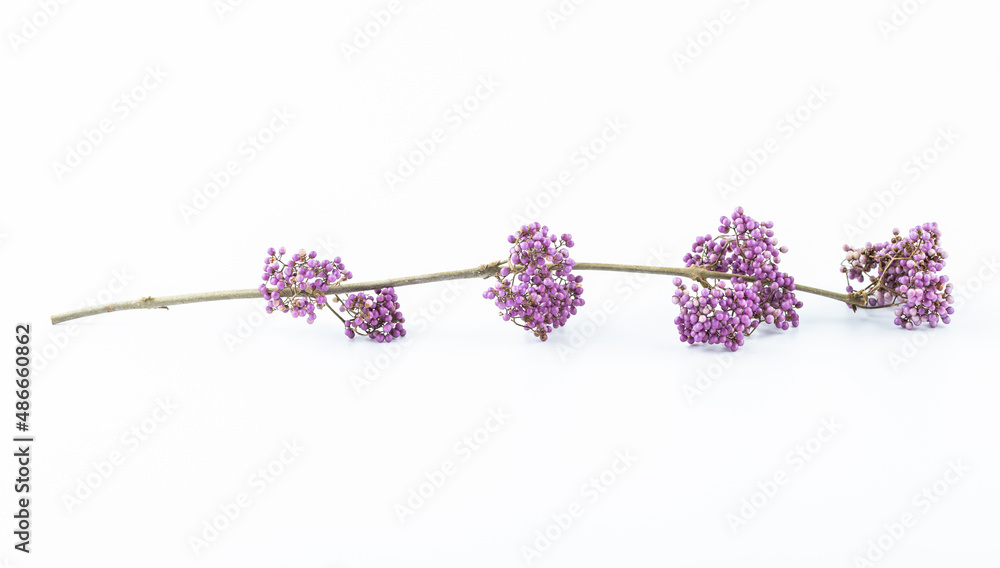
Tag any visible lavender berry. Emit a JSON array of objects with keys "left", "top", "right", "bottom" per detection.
[
  {"left": 841, "top": 223, "right": 954, "bottom": 329},
  {"left": 339, "top": 288, "right": 406, "bottom": 342},
  {"left": 484, "top": 222, "right": 584, "bottom": 341},
  {"left": 260, "top": 248, "right": 405, "bottom": 341},
  {"left": 674, "top": 207, "right": 802, "bottom": 350},
  {"left": 672, "top": 277, "right": 761, "bottom": 351}
]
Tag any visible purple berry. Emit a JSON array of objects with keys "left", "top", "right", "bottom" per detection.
[
  {"left": 840, "top": 223, "right": 953, "bottom": 329},
  {"left": 260, "top": 247, "right": 406, "bottom": 341},
  {"left": 485, "top": 224, "right": 584, "bottom": 341},
  {"left": 674, "top": 207, "right": 802, "bottom": 351}
]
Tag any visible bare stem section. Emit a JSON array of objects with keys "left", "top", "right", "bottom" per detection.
[
  {"left": 572, "top": 262, "right": 864, "bottom": 307},
  {"left": 50, "top": 259, "right": 864, "bottom": 325},
  {"left": 50, "top": 261, "right": 505, "bottom": 324}
]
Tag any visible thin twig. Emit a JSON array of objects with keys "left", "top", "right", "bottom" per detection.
[
  {"left": 50, "top": 260, "right": 505, "bottom": 324},
  {"left": 50, "top": 259, "right": 867, "bottom": 325}
]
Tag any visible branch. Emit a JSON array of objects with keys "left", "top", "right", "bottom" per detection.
[{"left": 49, "top": 259, "right": 865, "bottom": 325}]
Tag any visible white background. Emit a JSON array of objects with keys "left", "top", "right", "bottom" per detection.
[{"left": 2, "top": 1, "right": 999, "bottom": 566}]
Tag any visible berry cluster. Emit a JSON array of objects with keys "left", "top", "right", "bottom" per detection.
[
  {"left": 250, "top": 216, "right": 950, "bottom": 349},
  {"left": 674, "top": 207, "right": 802, "bottom": 350},
  {"left": 671, "top": 278, "right": 761, "bottom": 351},
  {"left": 259, "top": 247, "right": 405, "bottom": 340},
  {"left": 259, "top": 247, "right": 350, "bottom": 324},
  {"left": 339, "top": 289, "right": 406, "bottom": 342},
  {"left": 841, "top": 223, "right": 954, "bottom": 329},
  {"left": 483, "top": 222, "right": 584, "bottom": 341}
]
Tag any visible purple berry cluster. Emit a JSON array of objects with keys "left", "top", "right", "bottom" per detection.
[
  {"left": 841, "top": 223, "right": 954, "bottom": 329},
  {"left": 483, "top": 222, "right": 584, "bottom": 341},
  {"left": 260, "top": 247, "right": 405, "bottom": 340},
  {"left": 671, "top": 278, "right": 761, "bottom": 351},
  {"left": 673, "top": 207, "right": 802, "bottom": 350},
  {"left": 249, "top": 217, "right": 950, "bottom": 348},
  {"left": 339, "top": 289, "right": 406, "bottom": 342},
  {"left": 259, "top": 247, "right": 350, "bottom": 324}
]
